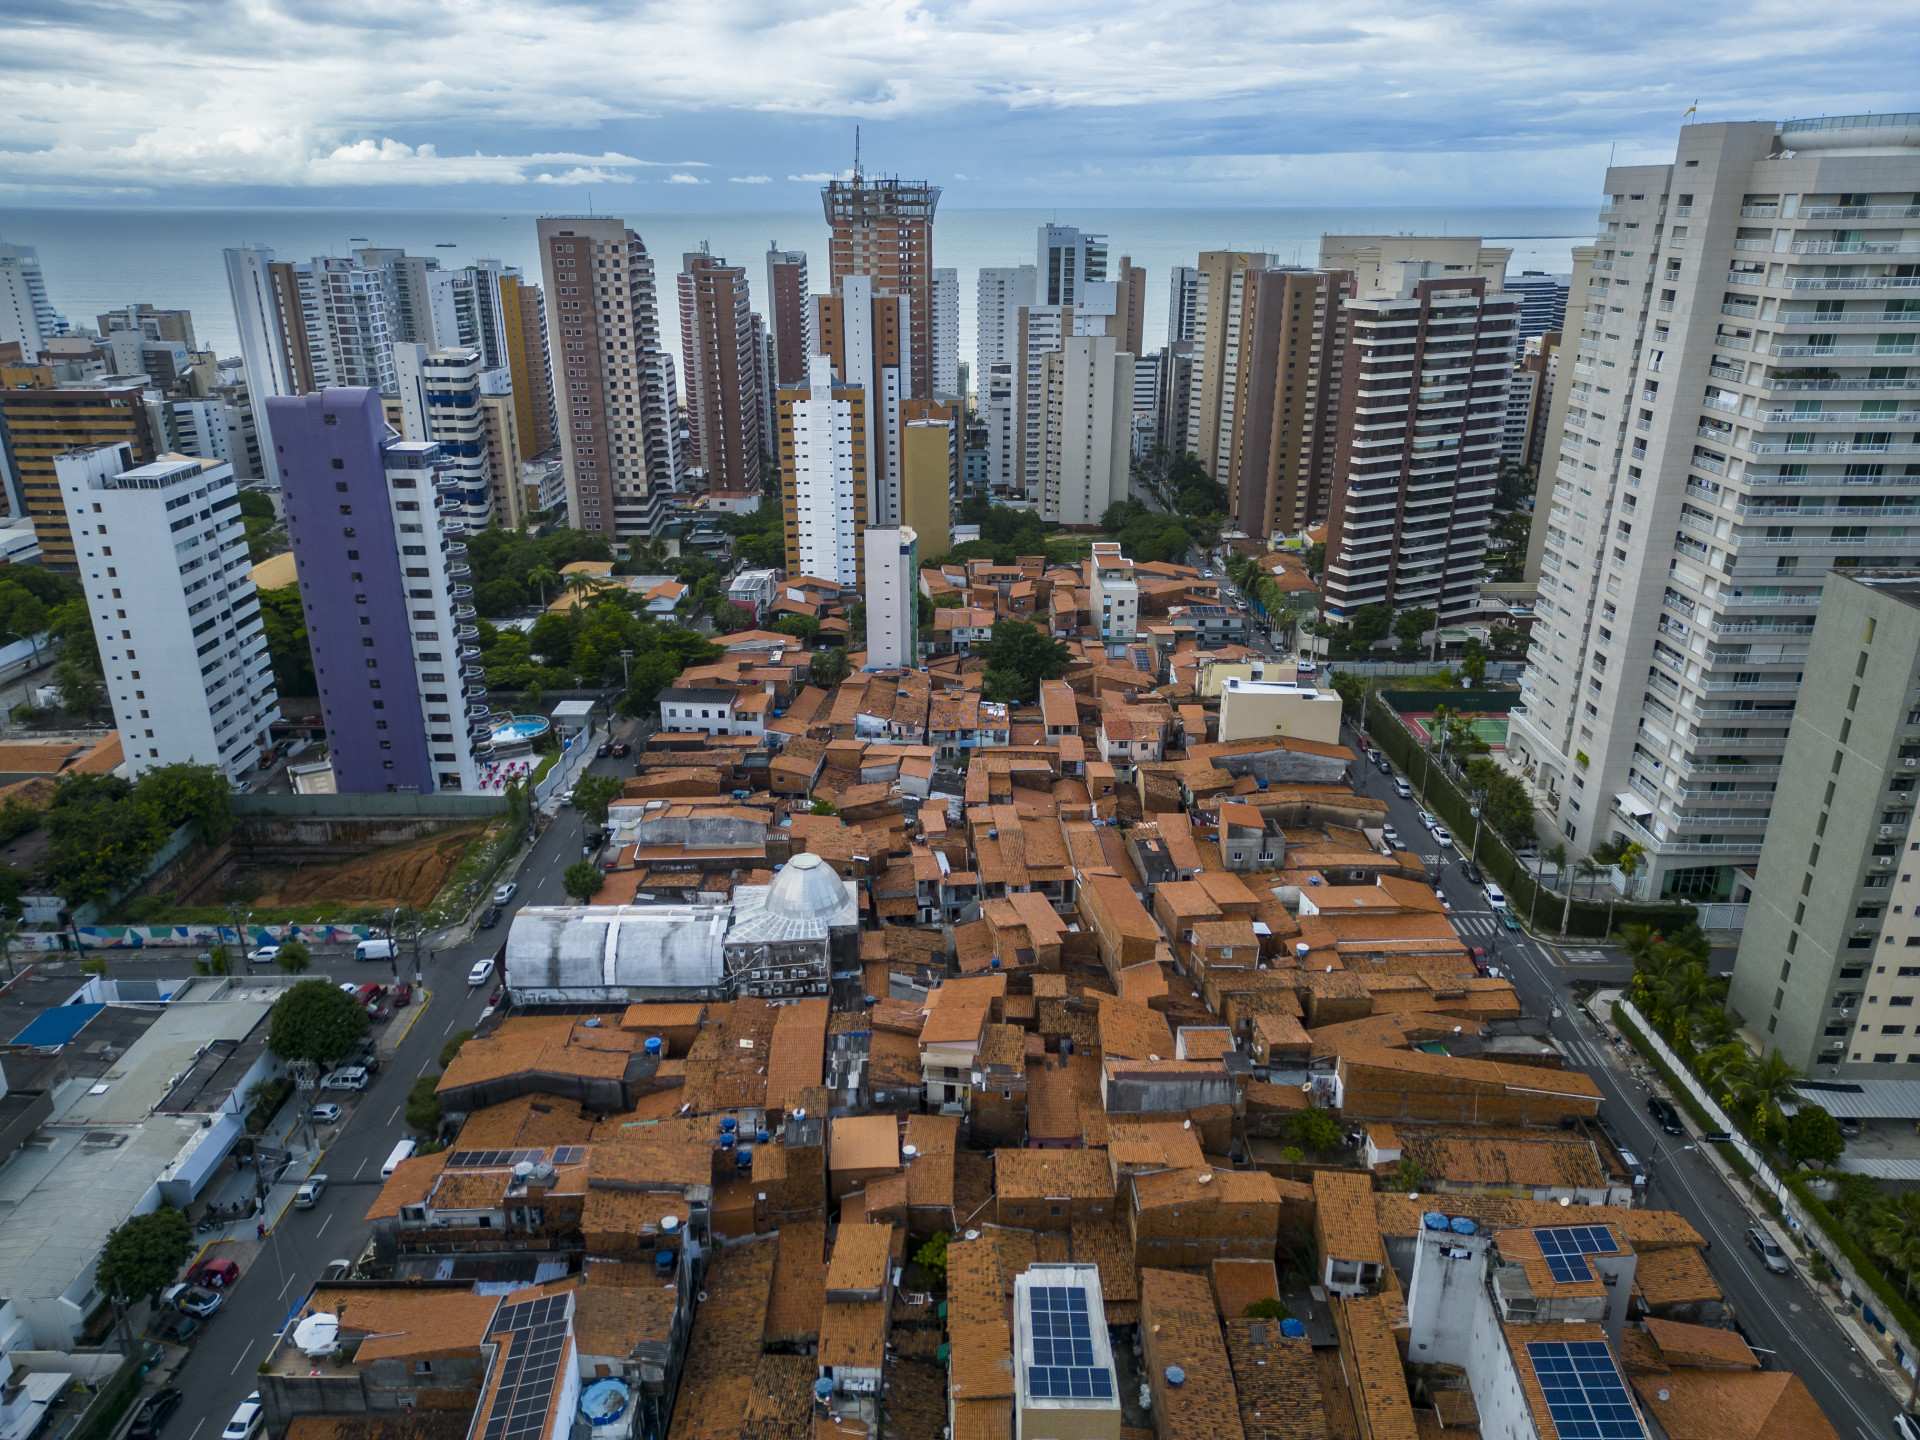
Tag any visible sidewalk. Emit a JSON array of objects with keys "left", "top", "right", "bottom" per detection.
[{"left": 1583, "top": 994, "right": 1916, "bottom": 1402}]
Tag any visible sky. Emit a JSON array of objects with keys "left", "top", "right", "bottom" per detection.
[{"left": 3, "top": 1, "right": 1917, "bottom": 209}]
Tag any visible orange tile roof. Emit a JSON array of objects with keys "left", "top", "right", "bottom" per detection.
[
  {"left": 364, "top": 1149, "right": 450, "bottom": 1219},
  {"left": 304, "top": 1286, "right": 499, "bottom": 1363},
  {"left": 1140, "top": 1269, "right": 1248, "bottom": 1440},
  {"left": 1211, "top": 1259, "right": 1282, "bottom": 1320},
  {"left": 830, "top": 1114, "right": 899, "bottom": 1172},
  {"left": 994, "top": 1147, "right": 1112, "bottom": 1200},
  {"left": 1626, "top": 1367, "right": 1835, "bottom": 1440}
]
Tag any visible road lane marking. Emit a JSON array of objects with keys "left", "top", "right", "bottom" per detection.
[
  {"left": 278, "top": 1271, "right": 301, "bottom": 1299},
  {"left": 355, "top": 1157, "right": 367, "bottom": 1179},
  {"left": 231, "top": 1338, "right": 257, "bottom": 1375},
  {"left": 317, "top": 1214, "right": 331, "bottom": 1237}
]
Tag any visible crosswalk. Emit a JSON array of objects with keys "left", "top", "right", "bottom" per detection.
[
  {"left": 1558, "top": 1032, "right": 1611, "bottom": 1069},
  {"left": 1560, "top": 948, "right": 1611, "bottom": 965},
  {"left": 1453, "top": 914, "right": 1503, "bottom": 937}
]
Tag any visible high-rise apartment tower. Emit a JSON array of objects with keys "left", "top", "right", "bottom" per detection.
[{"left": 823, "top": 173, "right": 940, "bottom": 399}]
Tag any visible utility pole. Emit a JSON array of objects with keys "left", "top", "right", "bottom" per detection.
[{"left": 1468, "top": 786, "right": 1487, "bottom": 868}]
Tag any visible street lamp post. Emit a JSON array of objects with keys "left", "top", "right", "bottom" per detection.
[{"left": 1468, "top": 787, "right": 1488, "bottom": 868}]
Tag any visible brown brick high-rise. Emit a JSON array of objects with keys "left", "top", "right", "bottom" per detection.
[
  {"left": 822, "top": 175, "right": 940, "bottom": 399},
  {"left": 677, "top": 252, "right": 763, "bottom": 493}
]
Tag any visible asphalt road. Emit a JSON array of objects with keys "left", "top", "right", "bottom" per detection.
[
  {"left": 1351, "top": 721, "right": 1898, "bottom": 1439},
  {"left": 93, "top": 737, "right": 640, "bottom": 1440}
]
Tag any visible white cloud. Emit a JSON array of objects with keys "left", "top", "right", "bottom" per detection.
[
  {"left": 729, "top": 174, "right": 773, "bottom": 184},
  {"left": 0, "top": 1, "right": 1912, "bottom": 198},
  {"left": 665, "top": 172, "right": 707, "bottom": 185},
  {"left": 788, "top": 171, "right": 854, "bottom": 183}
]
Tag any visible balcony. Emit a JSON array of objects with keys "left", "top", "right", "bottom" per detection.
[
  {"left": 1795, "top": 239, "right": 1920, "bottom": 254},
  {"left": 1749, "top": 438, "right": 1920, "bottom": 455},
  {"left": 1763, "top": 375, "right": 1920, "bottom": 392},
  {"left": 1756, "top": 408, "right": 1920, "bottom": 426},
  {"left": 1801, "top": 204, "right": 1920, "bottom": 220},
  {"left": 1739, "top": 204, "right": 1780, "bottom": 218},
  {"left": 1785, "top": 276, "right": 1920, "bottom": 291},
  {"left": 1771, "top": 342, "right": 1918, "bottom": 358},
  {"left": 1775, "top": 310, "right": 1913, "bottom": 329},
  {"left": 1711, "top": 617, "right": 1816, "bottom": 635},
  {"left": 1700, "top": 676, "right": 1800, "bottom": 692},
  {"left": 1725, "top": 271, "right": 1768, "bottom": 287}
]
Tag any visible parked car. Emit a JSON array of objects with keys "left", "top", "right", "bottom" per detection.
[
  {"left": 493, "top": 882, "right": 518, "bottom": 906},
  {"left": 1433, "top": 827, "right": 1455, "bottom": 849},
  {"left": 320, "top": 1259, "right": 355, "bottom": 1284},
  {"left": 1499, "top": 909, "right": 1522, "bottom": 932},
  {"left": 1896, "top": 1412, "right": 1920, "bottom": 1440},
  {"left": 392, "top": 982, "right": 413, "bottom": 1007},
  {"left": 1648, "top": 1096, "right": 1685, "bottom": 1135},
  {"left": 610, "top": 741, "right": 631, "bottom": 757},
  {"left": 1482, "top": 880, "right": 1507, "bottom": 908},
  {"left": 1459, "top": 859, "right": 1484, "bottom": 885},
  {"left": 222, "top": 1394, "right": 265, "bottom": 1440},
  {"left": 295, "top": 1174, "right": 329, "bottom": 1209},
  {"left": 353, "top": 982, "right": 384, "bottom": 1005},
  {"left": 489, "top": 985, "right": 504, "bottom": 1007},
  {"left": 1417, "top": 810, "right": 1438, "bottom": 830},
  {"left": 320, "top": 1066, "right": 370, "bottom": 1092},
  {"left": 478, "top": 905, "right": 502, "bottom": 929},
  {"left": 596, "top": 742, "right": 612, "bottom": 758},
  {"left": 1839, "top": 1117, "right": 1863, "bottom": 1139},
  {"left": 1375, "top": 756, "right": 1392, "bottom": 775},
  {"left": 368, "top": 1002, "right": 392, "bottom": 1024},
  {"left": 468, "top": 957, "right": 496, "bottom": 987},
  {"left": 1469, "top": 946, "right": 1492, "bottom": 977},
  {"left": 149, "top": 1310, "right": 198, "bottom": 1345},
  {"left": 245, "top": 945, "right": 280, "bottom": 966},
  {"left": 188, "top": 1257, "right": 239, "bottom": 1288},
  {"left": 162, "top": 1283, "right": 224, "bottom": 1318},
  {"left": 1745, "top": 1226, "right": 1791, "bottom": 1274},
  {"left": 309, "top": 1103, "right": 341, "bottom": 1125},
  {"left": 1394, "top": 778, "right": 1413, "bottom": 799},
  {"left": 128, "top": 1388, "right": 183, "bottom": 1440}
]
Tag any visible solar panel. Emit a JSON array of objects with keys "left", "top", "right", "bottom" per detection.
[
  {"left": 495, "top": 1295, "right": 569, "bottom": 1332},
  {"left": 1533, "top": 1226, "right": 1616, "bottom": 1282},
  {"left": 1028, "top": 1367, "right": 1114, "bottom": 1400},
  {"left": 1525, "top": 1341, "right": 1646, "bottom": 1440},
  {"left": 449, "top": 1148, "right": 546, "bottom": 1169},
  {"left": 551, "top": 1146, "right": 587, "bottom": 1165},
  {"left": 482, "top": 1321, "right": 571, "bottom": 1440}
]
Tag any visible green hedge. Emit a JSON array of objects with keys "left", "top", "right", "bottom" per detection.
[
  {"left": 1363, "top": 702, "right": 1697, "bottom": 939},
  {"left": 1784, "top": 1174, "right": 1920, "bottom": 1344},
  {"left": 1612, "top": 1001, "right": 1920, "bottom": 1351},
  {"left": 75, "top": 1353, "right": 144, "bottom": 1440}
]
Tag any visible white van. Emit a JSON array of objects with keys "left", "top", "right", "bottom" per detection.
[
  {"left": 356, "top": 938, "right": 396, "bottom": 962},
  {"left": 381, "top": 1139, "right": 418, "bottom": 1178},
  {"left": 1393, "top": 778, "right": 1412, "bottom": 799}
]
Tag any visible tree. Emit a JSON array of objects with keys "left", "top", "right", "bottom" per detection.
[
  {"left": 1330, "top": 670, "right": 1373, "bottom": 724},
  {"left": 136, "top": 764, "right": 235, "bottom": 844},
  {"left": 43, "top": 781, "right": 168, "bottom": 904},
  {"left": 810, "top": 647, "right": 853, "bottom": 688},
  {"left": 1303, "top": 542, "right": 1326, "bottom": 579},
  {"left": 1386, "top": 1157, "right": 1428, "bottom": 1192},
  {"left": 1393, "top": 606, "right": 1437, "bottom": 657},
  {"left": 1872, "top": 1191, "right": 1920, "bottom": 1299},
  {"left": 1345, "top": 604, "right": 1394, "bottom": 652},
  {"left": 53, "top": 659, "right": 104, "bottom": 717},
  {"left": 1733, "top": 1049, "right": 1804, "bottom": 1128},
  {"left": 1489, "top": 625, "right": 1526, "bottom": 656},
  {"left": 96, "top": 1207, "right": 194, "bottom": 1309},
  {"left": 0, "top": 585, "right": 49, "bottom": 659},
  {"left": 268, "top": 978, "right": 370, "bottom": 1065},
  {"left": 772, "top": 613, "right": 820, "bottom": 644},
  {"left": 1460, "top": 638, "right": 1488, "bottom": 687},
  {"left": 256, "top": 585, "right": 317, "bottom": 695},
  {"left": 809, "top": 798, "right": 840, "bottom": 816},
  {"left": 977, "top": 619, "right": 1072, "bottom": 704},
  {"left": 406, "top": 1075, "right": 444, "bottom": 1134},
  {"left": 571, "top": 773, "right": 627, "bottom": 827},
  {"left": 1282, "top": 1107, "right": 1343, "bottom": 1152},
  {"left": 1784, "top": 1104, "right": 1846, "bottom": 1168},
  {"left": 274, "top": 939, "right": 312, "bottom": 975},
  {"left": 440, "top": 1030, "right": 475, "bottom": 1069},
  {"left": 563, "top": 861, "right": 605, "bottom": 903},
  {"left": 913, "top": 1230, "right": 949, "bottom": 1280},
  {"left": 1464, "top": 757, "right": 1537, "bottom": 848}
]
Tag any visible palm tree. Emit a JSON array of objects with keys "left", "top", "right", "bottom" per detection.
[
  {"left": 1696, "top": 1041, "right": 1753, "bottom": 1102},
  {"left": 562, "top": 570, "right": 603, "bottom": 610},
  {"left": 1733, "top": 1049, "right": 1804, "bottom": 1127},
  {"left": 1872, "top": 1191, "right": 1920, "bottom": 1298},
  {"left": 527, "top": 566, "right": 558, "bottom": 607},
  {"left": 810, "top": 647, "right": 852, "bottom": 688},
  {"left": 1529, "top": 841, "right": 1567, "bottom": 929}
]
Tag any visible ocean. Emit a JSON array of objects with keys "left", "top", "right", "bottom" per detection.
[{"left": 1, "top": 204, "right": 1597, "bottom": 367}]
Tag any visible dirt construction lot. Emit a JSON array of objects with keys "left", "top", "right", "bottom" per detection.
[{"left": 247, "top": 826, "right": 489, "bottom": 908}]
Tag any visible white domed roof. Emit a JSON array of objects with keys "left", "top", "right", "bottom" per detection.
[{"left": 765, "top": 852, "right": 849, "bottom": 920}]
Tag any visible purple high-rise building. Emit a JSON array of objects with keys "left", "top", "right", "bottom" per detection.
[{"left": 270, "top": 387, "right": 489, "bottom": 793}]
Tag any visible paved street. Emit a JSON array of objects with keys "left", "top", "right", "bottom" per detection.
[
  {"left": 72, "top": 736, "right": 639, "bottom": 1440},
  {"left": 1350, "top": 721, "right": 1897, "bottom": 1439}
]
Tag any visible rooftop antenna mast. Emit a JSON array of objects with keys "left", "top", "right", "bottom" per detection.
[{"left": 853, "top": 125, "right": 862, "bottom": 185}]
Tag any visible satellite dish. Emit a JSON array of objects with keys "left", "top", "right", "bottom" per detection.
[
  {"left": 964, "top": 1229, "right": 980, "bottom": 1241},
  {"left": 1182, "top": 1119, "right": 1192, "bottom": 1130},
  {"left": 1559, "top": 1196, "right": 1572, "bottom": 1207}
]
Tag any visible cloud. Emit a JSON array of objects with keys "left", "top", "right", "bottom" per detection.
[
  {"left": 0, "top": 0, "right": 1913, "bottom": 200},
  {"left": 665, "top": 172, "right": 706, "bottom": 184},
  {"left": 788, "top": 171, "right": 854, "bottom": 183},
  {"left": 729, "top": 174, "right": 772, "bottom": 184}
]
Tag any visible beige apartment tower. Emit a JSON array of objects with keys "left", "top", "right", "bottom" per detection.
[
  {"left": 535, "top": 216, "right": 680, "bottom": 536},
  {"left": 678, "top": 251, "right": 764, "bottom": 492},
  {"left": 823, "top": 174, "right": 940, "bottom": 399},
  {"left": 1188, "top": 250, "right": 1274, "bottom": 477}
]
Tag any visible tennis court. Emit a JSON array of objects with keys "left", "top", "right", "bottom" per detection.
[{"left": 1402, "top": 712, "right": 1509, "bottom": 750}]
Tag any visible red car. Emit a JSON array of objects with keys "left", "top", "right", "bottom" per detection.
[
  {"left": 1469, "top": 945, "right": 1492, "bottom": 977},
  {"left": 609, "top": 741, "right": 631, "bottom": 758},
  {"left": 391, "top": 982, "right": 413, "bottom": 1007},
  {"left": 188, "top": 1257, "right": 240, "bottom": 1289},
  {"left": 353, "top": 982, "right": 384, "bottom": 1005}
]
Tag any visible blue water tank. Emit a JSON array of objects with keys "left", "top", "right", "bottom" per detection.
[
  {"left": 737, "top": 1146, "right": 754, "bottom": 1169},
  {"left": 720, "top": 1116, "right": 738, "bottom": 1134},
  {"left": 755, "top": 1130, "right": 771, "bottom": 1145},
  {"left": 1450, "top": 1216, "right": 1477, "bottom": 1236},
  {"left": 644, "top": 1037, "right": 662, "bottom": 1058},
  {"left": 1279, "top": 1318, "right": 1306, "bottom": 1339},
  {"left": 1422, "top": 1212, "right": 1451, "bottom": 1232},
  {"left": 813, "top": 1379, "right": 834, "bottom": 1404},
  {"left": 654, "top": 1248, "right": 675, "bottom": 1272},
  {"left": 719, "top": 1133, "right": 736, "bottom": 1150}
]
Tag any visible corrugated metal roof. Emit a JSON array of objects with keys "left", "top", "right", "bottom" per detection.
[{"left": 1788, "top": 1078, "right": 1920, "bottom": 1119}]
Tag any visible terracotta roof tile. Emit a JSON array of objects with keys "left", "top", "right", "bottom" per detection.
[
  {"left": 1222, "top": 1320, "right": 1328, "bottom": 1440},
  {"left": 994, "top": 1147, "right": 1112, "bottom": 1200},
  {"left": 1140, "top": 1270, "right": 1248, "bottom": 1440}
]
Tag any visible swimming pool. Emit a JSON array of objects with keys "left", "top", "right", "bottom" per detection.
[{"left": 489, "top": 715, "right": 551, "bottom": 748}]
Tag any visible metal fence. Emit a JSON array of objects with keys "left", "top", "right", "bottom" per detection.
[{"left": 233, "top": 792, "right": 510, "bottom": 818}]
